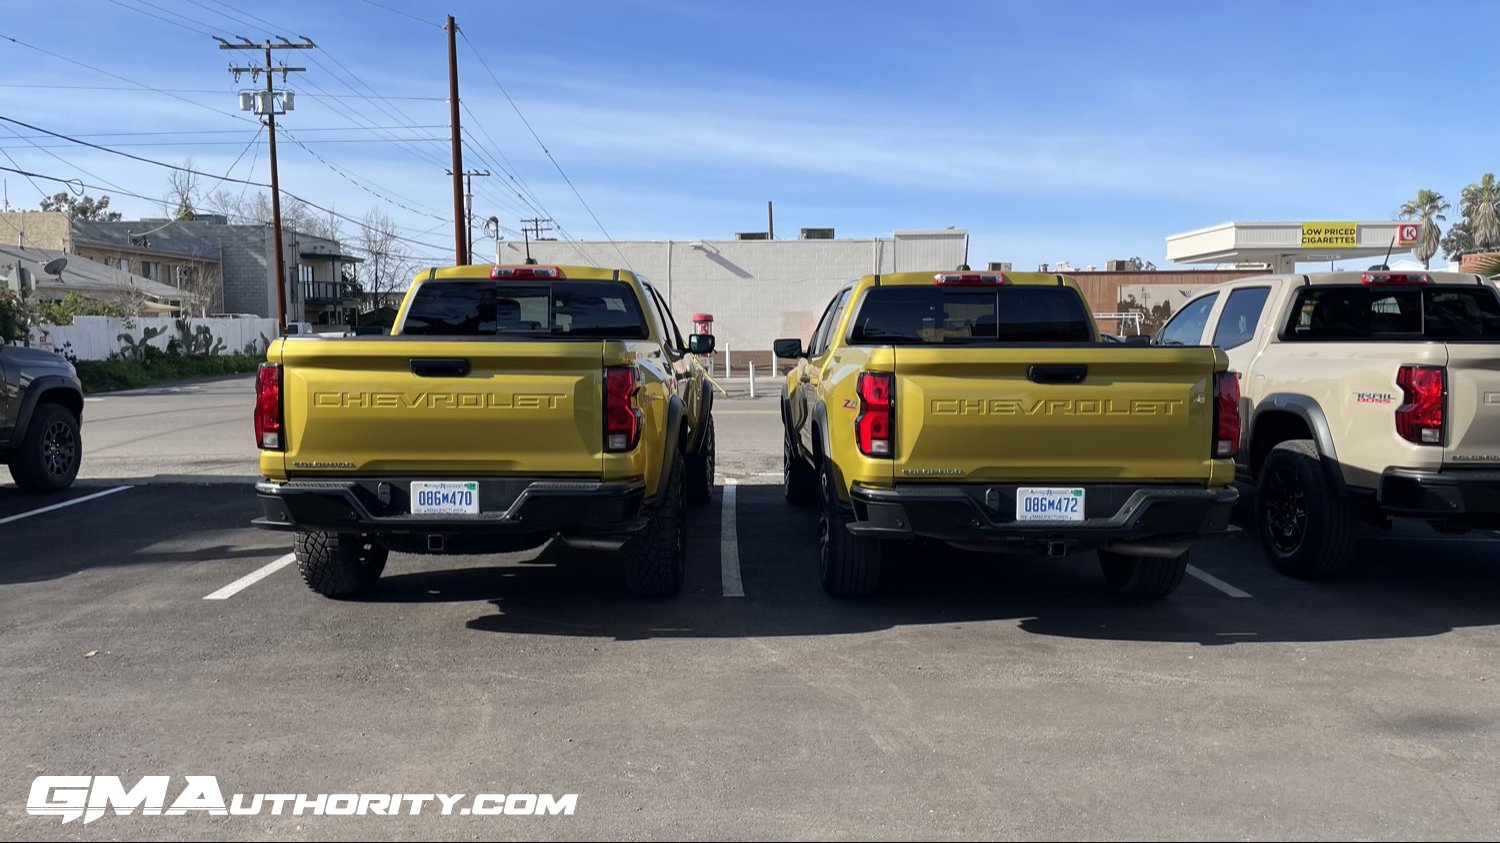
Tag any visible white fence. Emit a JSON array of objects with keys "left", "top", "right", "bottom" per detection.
[{"left": 27, "top": 316, "right": 279, "bottom": 360}]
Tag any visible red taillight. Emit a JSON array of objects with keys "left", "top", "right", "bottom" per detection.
[
  {"left": 491, "top": 265, "right": 562, "bottom": 280},
  {"left": 604, "top": 366, "right": 641, "bottom": 452},
  {"left": 855, "top": 372, "right": 894, "bottom": 458},
  {"left": 1361, "top": 272, "right": 1431, "bottom": 286},
  {"left": 935, "top": 272, "right": 1007, "bottom": 286},
  {"left": 1396, "top": 365, "right": 1445, "bottom": 445},
  {"left": 1213, "top": 371, "right": 1240, "bottom": 459},
  {"left": 254, "top": 362, "right": 283, "bottom": 451}
]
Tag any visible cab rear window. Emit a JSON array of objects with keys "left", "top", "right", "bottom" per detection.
[
  {"left": 848, "top": 286, "right": 1094, "bottom": 344},
  {"left": 1283, "top": 286, "right": 1500, "bottom": 340},
  {"left": 399, "top": 280, "right": 648, "bottom": 338}
]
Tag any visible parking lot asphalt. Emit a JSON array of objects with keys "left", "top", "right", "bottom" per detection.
[{"left": 2, "top": 384, "right": 1499, "bottom": 840}]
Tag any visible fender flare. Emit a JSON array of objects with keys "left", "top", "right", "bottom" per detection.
[
  {"left": 685, "top": 379, "right": 715, "bottom": 455},
  {"left": 1250, "top": 393, "right": 1347, "bottom": 492},
  {"left": 10, "top": 376, "right": 83, "bottom": 447},
  {"left": 653, "top": 393, "right": 687, "bottom": 501}
]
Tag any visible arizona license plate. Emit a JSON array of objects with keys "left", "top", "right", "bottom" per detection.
[
  {"left": 410, "top": 481, "right": 480, "bottom": 515},
  {"left": 1015, "top": 487, "right": 1085, "bottom": 522}
]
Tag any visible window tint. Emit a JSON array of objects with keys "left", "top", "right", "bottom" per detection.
[
  {"left": 1158, "top": 293, "right": 1219, "bottom": 346},
  {"left": 1212, "top": 287, "right": 1271, "bottom": 350},
  {"left": 848, "top": 286, "right": 1094, "bottom": 344},
  {"left": 811, "top": 289, "right": 851, "bottom": 354},
  {"left": 1284, "top": 286, "right": 1500, "bottom": 340},
  {"left": 400, "top": 280, "right": 647, "bottom": 338},
  {"left": 645, "top": 285, "right": 688, "bottom": 351}
]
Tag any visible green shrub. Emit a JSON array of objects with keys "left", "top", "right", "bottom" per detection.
[
  {"left": 35, "top": 293, "right": 131, "bottom": 325},
  {"left": 73, "top": 353, "right": 262, "bottom": 393}
]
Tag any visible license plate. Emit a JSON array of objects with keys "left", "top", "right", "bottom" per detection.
[
  {"left": 1015, "top": 487, "right": 1085, "bottom": 522},
  {"left": 410, "top": 481, "right": 480, "bottom": 515}
]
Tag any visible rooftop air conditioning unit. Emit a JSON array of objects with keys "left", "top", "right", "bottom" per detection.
[
  {"left": 987, "top": 262, "right": 1012, "bottom": 271},
  {"left": 735, "top": 232, "right": 770, "bottom": 240},
  {"left": 800, "top": 228, "right": 834, "bottom": 240},
  {"left": 1106, "top": 259, "right": 1131, "bottom": 271}
]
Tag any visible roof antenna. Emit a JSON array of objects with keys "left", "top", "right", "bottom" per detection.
[
  {"left": 522, "top": 226, "right": 536, "bottom": 265},
  {"left": 1371, "top": 236, "right": 1395, "bottom": 271}
]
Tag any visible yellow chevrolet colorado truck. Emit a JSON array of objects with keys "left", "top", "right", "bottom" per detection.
[
  {"left": 776, "top": 270, "right": 1238, "bottom": 599},
  {"left": 1156, "top": 269, "right": 1500, "bottom": 578},
  {"left": 253, "top": 264, "right": 717, "bottom": 598}
]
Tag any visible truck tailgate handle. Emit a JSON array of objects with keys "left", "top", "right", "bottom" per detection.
[
  {"left": 1027, "top": 365, "right": 1087, "bottom": 385},
  {"left": 410, "top": 358, "right": 471, "bottom": 378}
]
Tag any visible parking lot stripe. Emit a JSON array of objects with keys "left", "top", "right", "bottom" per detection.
[
  {"left": 720, "top": 479, "right": 744, "bottom": 598},
  {"left": 0, "top": 485, "right": 131, "bottom": 525},
  {"left": 1185, "top": 564, "right": 1253, "bottom": 598},
  {"left": 203, "top": 553, "right": 295, "bottom": 600}
]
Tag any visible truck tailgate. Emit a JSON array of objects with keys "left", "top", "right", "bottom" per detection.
[
  {"left": 1442, "top": 343, "right": 1500, "bottom": 466},
  {"left": 892, "top": 347, "right": 1220, "bottom": 483},
  {"left": 278, "top": 339, "right": 609, "bottom": 476}
]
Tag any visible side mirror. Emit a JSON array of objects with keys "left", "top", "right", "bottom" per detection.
[
  {"left": 1123, "top": 335, "right": 1151, "bottom": 346},
  {"left": 773, "top": 338, "right": 805, "bottom": 359},
  {"left": 687, "top": 333, "right": 715, "bottom": 355}
]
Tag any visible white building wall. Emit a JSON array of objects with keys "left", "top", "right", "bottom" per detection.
[{"left": 504, "top": 230, "right": 967, "bottom": 352}]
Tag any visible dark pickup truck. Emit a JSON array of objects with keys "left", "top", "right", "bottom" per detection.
[{"left": 1, "top": 346, "right": 84, "bottom": 493}]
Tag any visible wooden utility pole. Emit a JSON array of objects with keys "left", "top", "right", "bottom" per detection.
[
  {"left": 767, "top": 200, "right": 774, "bottom": 239},
  {"left": 446, "top": 16, "right": 467, "bottom": 265},
  {"left": 220, "top": 36, "right": 314, "bottom": 331}
]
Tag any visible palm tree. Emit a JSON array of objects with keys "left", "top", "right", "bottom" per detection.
[
  {"left": 1399, "top": 189, "right": 1449, "bottom": 268},
  {"left": 1461, "top": 173, "right": 1500, "bottom": 250}
]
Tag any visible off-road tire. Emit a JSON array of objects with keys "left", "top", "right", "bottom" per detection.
[
  {"left": 8, "top": 403, "right": 82, "bottom": 494},
  {"left": 623, "top": 450, "right": 686, "bottom": 596},
  {"left": 295, "top": 531, "right": 389, "bottom": 598},
  {"left": 1257, "top": 439, "right": 1359, "bottom": 578},
  {"left": 784, "top": 419, "right": 818, "bottom": 507},
  {"left": 1098, "top": 548, "right": 1190, "bottom": 599},
  {"left": 818, "top": 462, "right": 882, "bottom": 597},
  {"left": 686, "top": 416, "right": 716, "bottom": 506}
]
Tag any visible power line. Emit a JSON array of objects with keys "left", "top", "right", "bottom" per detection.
[
  {"left": 357, "top": 0, "right": 442, "bottom": 27},
  {"left": 0, "top": 85, "right": 442, "bottom": 100},
  {"left": 0, "top": 137, "right": 446, "bottom": 149},
  {"left": 106, "top": 0, "right": 217, "bottom": 38},
  {"left": 0, "top": 33, "right": 256, "bottom": 124},
  {"left": 281, "top": 125, "right": 449, "bottom": 222},
  {"left": 457, "top": 28, "right": 632, "bottom": 271}
]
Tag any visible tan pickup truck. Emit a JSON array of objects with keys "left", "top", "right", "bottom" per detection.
[{"left": 1154, "top": 269, "right": 1500, "bottom": 577}]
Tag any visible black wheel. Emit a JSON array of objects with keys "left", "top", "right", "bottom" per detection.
[
  {"left": 685, "top": 416, "right": 715, "bottom": 506},
  {"left": 8, "top": 403, "right": 82, "bottom": 494},
  {"left": 623, "top": 450, "right": 686, "bottom": 596},
  {"left": 1257, "top": 439, "right": 1358, "bottom": 578},
  {"left": 294, "top": 532, "right": 388, "bottom": 598},
  {"left": 818, "top": 462, "right": 881, "bottom": 597},
  {"left": 1099, "top": 548, "right": 1189, "bottom": 599},
  {"left": 784, "top": 419, "right": 818, "bottom": 507}
]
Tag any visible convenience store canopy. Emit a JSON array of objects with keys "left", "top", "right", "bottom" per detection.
[{"left": 1165, "top": 221, "right": 1418, "bottom": 272}]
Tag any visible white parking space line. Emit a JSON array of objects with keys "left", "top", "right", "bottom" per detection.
[
  {"left": 203, "top": 553, "right": 295, "bottom": 600},
  {"left": 1186, "top": 564, "right": 1253, "bottom": 599},
  {"left": 0, "top": 485, "right": 132, "bottom": 525},
  {"left": 720, "top": 479, "right": 744, "bottom": 598}
]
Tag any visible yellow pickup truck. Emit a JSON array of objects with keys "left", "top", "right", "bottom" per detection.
[
  {"left": 253, "top": 264, "right": 717, "bottom": 598},
  {"left": 776, "top": 270, "right": 1238, "bottom": 599}
]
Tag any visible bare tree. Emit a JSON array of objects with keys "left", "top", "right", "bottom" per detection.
[
  {"left": 165, "top": 158, "right": 201, "bottom": 221},
  {"left": 356, "top": 208, "right": 412, "bottom": 311}
]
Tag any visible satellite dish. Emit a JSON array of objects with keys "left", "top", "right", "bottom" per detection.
[{"left": 43, "top": 257, "right": 67, "bottom": 276}]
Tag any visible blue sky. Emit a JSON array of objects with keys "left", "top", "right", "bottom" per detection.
[{"left": 1, "top": 0, "right": 1496, "bottom": 269}]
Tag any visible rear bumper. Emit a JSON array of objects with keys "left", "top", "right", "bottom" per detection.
[
  {"left": 1380, "top": 468, "right": 1500, "bottom": 526},
  {"left": 254, "top": 476, "right": 648, "bottom": 540},
  {"left": 847, "top": 482, "right": 1237, "bottom": 552}
]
